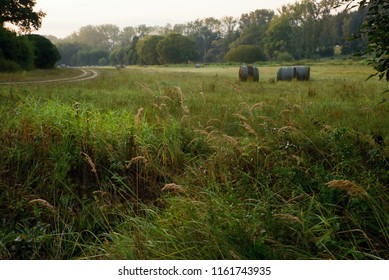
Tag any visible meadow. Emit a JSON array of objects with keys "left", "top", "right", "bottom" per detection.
[{"left": 0, "top": 61, "right": 388, "bottom": 260}]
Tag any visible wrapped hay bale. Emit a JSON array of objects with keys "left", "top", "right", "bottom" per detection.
[
  {"left": 294, "top": 66, "right": 310, "bottom": 81},
  {"left": 277, "top": 67, "right": 295, "bottom": 81},
  {"left": 239, "top": 65, "right": 259, "bottom": 82},
  {"left": 277, "top": 66, "right": 311, "bottom": 81}
]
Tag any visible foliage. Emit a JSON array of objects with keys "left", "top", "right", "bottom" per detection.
[
  {"left": 25, "top": 34, "right": 61, "bottom": 69},
  {"left": 136, "top": 35, "right": 164, "bottom": 65},
  {"left": 224, "top": 45, "right": 265, "bottom": 63},
  {"left": 53, "top": 3, "right": 376, "bottom": 66},
  {"left": 338, "top": 0, "right": 389, "bottom": 81},
  {"left": 156, "top": 33, "right": 198, "bottom": 64},
  {"left": 0, "top": 27, "right": 34, "bottom": 71},
  {"left": 0, "top": 0, "right": 45, "bottom": 32}
]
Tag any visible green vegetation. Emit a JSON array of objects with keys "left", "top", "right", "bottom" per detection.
[
  {"left": 0, "top": 62, "right": 388, "bottom": 260},
  {"left": 0, "top": 28, "right": 60, "bottom": 72},
  {"left": 54, "top": 1, "right": 368, "bottom": 67}
]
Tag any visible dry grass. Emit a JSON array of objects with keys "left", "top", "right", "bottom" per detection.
[{"left": 326, "top": 180, "right": 368, "bottom": 197}]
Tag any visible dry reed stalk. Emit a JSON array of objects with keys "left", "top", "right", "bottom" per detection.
[
  {"left": 126, "top": 156, "right": 147, "bottom": 169},
  {"left": 28, "top": 199, "right": 55, "bottom": 212},
  {"left": 206, "top": 118, "right": 221, "bottom": 125},
  {"left": 82, "top": 152, "right": 97, "bottom": 175},
  {"left": 326, "top": 180, "right": 368, "bottom": 197},
  {"left": 135, "top": 107, "right": 144, "bottom": 129},
  {"left": 251, "top": 102, "right": 266, "bottom": 111},
  {"left": 225, "top": 80, "right": 241, "bottom": 93},
  {"left": 241, "top": 122, "right": 257, "bottom": 136},
  {"left": 234, "top": 113, "right": 248, "bottom": 122},
  {"left": 135, "top": 82, "right": 153, "bottom": 94},
  {"left": 223, "top": 134, "right": 243, "bottom": 153},
  {"left": 277, "top": 126, "right": 296, "bottom": 134},
  {"left": 174, "top": 86, "right": 184, "bottom": 105},
  {"left": 273, "top": 213, "right": 302, "bottom": 224},
  {"left": 280, "top": 109, "right": 293, "bottom": 116},
  {"left": 161, "top": 183, "right": 187, "bottom": 194},
  {"left": 259, "top": 116, "right": 277, "bottom": 125}
]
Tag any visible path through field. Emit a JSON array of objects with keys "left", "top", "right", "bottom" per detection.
[{"left": 0, "top": 68, "right": 98, "bottom": 85}]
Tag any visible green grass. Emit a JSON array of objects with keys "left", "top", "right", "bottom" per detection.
[{"left": 0, "top": 62, "right": 388, "bottom": 260}]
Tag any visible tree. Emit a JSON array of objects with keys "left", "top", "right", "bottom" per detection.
[
  {"left": 156, "top": 34, "right": 198, "bottom": 64},
  {"left": 136, "top": 35, "right": 164, "bottom": 65},
  {"left": 337, "top": 0, "right": 389, "bottom": 81},
  {"left": 224, "top": 45, "right": 265, "bottom": 63},
  {"left": 0, "top": 0, "right": 46, "bottom": 32},
  {"left": 25, "top": 34, "right": 60, "bottom": 68},
  {"left": 0, "top": 27, "right": 34, "bottom": 71},
  {"left": 264, "top": 14, "right": 296, "bottom": 60},
  {"left": 185, "top": 18, "right": 222, "bottom": 63}
]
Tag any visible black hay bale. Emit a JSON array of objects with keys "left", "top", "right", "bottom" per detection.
[
  {"left": 294, "top": 66, "right": 310, "bottom": 81},
  {"left": 277, "top": 66, "right": 310, "bottom": 81},
  {"left": 239, "top": 65, "right": 259, "bottom": 82},
  {"left": 277, "top": 67, "right": 295, "bottom": 81}
]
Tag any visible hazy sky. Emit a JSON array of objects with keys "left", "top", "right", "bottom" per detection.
[{"left": 34, "top": 0, "right": 297, "bottom": 38}]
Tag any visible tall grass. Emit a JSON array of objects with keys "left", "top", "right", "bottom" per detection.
[{"left": 0, "top": 62, "right": 388, "bottom": 259}]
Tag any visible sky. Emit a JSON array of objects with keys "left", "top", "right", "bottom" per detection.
[{"left": 34, "top": 0, "right": 298, "bottom": 38}]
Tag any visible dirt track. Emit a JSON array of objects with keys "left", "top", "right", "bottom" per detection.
[{"left": 0, "top": 68, "right": 98, "bottom": 85}]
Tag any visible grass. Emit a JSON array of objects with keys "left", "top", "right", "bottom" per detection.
[{"left": 0, "top": 61, "right": 388, "bottom": 260}]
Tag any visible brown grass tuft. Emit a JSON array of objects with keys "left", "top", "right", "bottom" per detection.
[
  {"left": 28, "top": 199, "right": 55, "bottom": 212},
  {"left": 82, "top": 152, "right": 97, "bottom": 175},
  {"left": 326, "top": 180, "right": 368, "bottom": 197},
  {"left": 126, "top": 156, "right": 147, "bottom": 169},
  {"left": 273, "top": 213, "right": 302, "bottom": 224},
  {"left": 241, "top": 122, "right": 257, "bottom": 136},
  {"left": 161, "top": 183, "right": 187, "bottom": 194},
  {"left": 222, "top": 134, "right": 243, "bottom": 153},
  {"left": 135, "top": 107, "right": 144, "bottom": 129}
]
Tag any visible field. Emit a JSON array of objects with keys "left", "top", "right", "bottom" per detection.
[{"left": 0, "top": 61, "right": 388, "bottom": 260}]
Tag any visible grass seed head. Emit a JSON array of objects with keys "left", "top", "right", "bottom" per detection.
[{"left": 326, "top": 180, "right": 368, "bottom": 197}]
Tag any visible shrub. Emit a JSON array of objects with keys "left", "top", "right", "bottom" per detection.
[
  {"left": 0, "top": 58, "right": 21, "bottom": 72},
  {"left": 0, "top": 27, "right": 34, "bottom": 71},
  {"left": 275, "top": 51, "right": 294, "bottom": 62},
  {"left": 25, "top": 34, "right": 61, "bottom": 69},
  {"left": 224, "top": 45, "right": 265, "bottom": 63}
]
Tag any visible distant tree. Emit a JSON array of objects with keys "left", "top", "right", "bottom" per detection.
[
  {"left": 224, "top": 45, "right": 265, "bottom": 63},
  {"left": 136, "top": 35, "right": 164, "bottom": 65},
  {"left": 341, "top": 9, "right": 367, "bottom": 55},
  {"left": 0, "top": 0, "right": 46, "bottom": 32},
  {"left": 89, "top": 49, "right": 109, "bottom": 66},
  {"left": 337, "top": 0, "right": 389, "bottom": 81},
  {"left": 264, "top": 14, "right": 296, "bottom": 60},
  {"left": 156, "top": 34, "right": 198, "bottom": 64},
  {"left": 56, "top": 42, "right": 88, "bottom": 66},
  {"left": 126, "top": 36, "right": 140, "bottom": 65},
  {"left": 25, "top": 34, "right": 60, "bottom": 68},
  {"left": 229, "top": 9, "right": 274, "bottom": 54},
  {"left": 185, "top": 18, "right": 222, "bottom": 63}
]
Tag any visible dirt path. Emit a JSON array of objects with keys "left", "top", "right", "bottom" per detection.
[{"left": 0, "top": 68, "right": 98, "bottom": 85}]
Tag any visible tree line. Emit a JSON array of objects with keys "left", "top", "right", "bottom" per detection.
[{"left": 54, "top": 0, "right": 368, "bottom": 67}]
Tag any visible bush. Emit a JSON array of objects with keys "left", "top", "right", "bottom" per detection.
[
  {"left": 25, "top": 34, "right": 61, "bottom": 69},
  {"left": 0, "top": 28, "right": 34, "bottom": 71},
  {"left": 0, "top": 58, "right": 21, "bottom": 72},
  {"left": 275, "top": 51, "right": 294, "bottom": 62},
  {"left": 224, "top": 45, "right": 265, "bottom": 63},
  {"left": 156, "top": 34, "right": 199, "bottom": 64}
]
